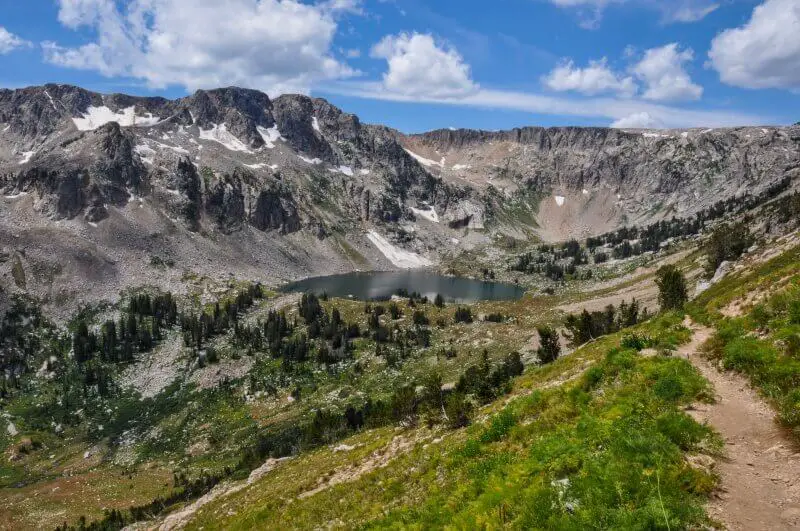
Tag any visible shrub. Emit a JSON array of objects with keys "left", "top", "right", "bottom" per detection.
[
  {"left": 454, "top": 307, "right": 473, "bottom": 324},
  {"left": 445, "top": 392, "right": 473, "bottom": 428},
  {"left": 412, "top": 310, "right": 430, "bottom": 326},
  {"left": 705, "top": 222, "right": 752, "bottom": 277},
  {"left": 750, "top": 304, "right": 772, "bottom": 331},
  {"left": 653, "top": 373, "right": 685, "bottom": 402},
  {"left": 388, "top": 302, "right": 403, "bottom": 320},
  {"left": 656, "top": 411, "right": 711, "bottom": 450},
  {"left": 621, "top": 333, "right": 653, "bottom": 351},
  {"left": 480, "top": 409, "right": 516, "bottom": 443},
  {"left": 790, "top": 300, "right": 800, "bottom": 325}
]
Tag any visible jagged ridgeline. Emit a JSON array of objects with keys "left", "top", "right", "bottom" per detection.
[{"left": 1, "top": 84, "right": 799, "bottom": 310}]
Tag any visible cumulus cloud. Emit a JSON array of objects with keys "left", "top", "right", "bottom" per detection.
[
  {"left": 610, "top": 111, "right": 665, "bottom": 128},
  {"left": 43, "top": 0, "right": 359, "bottom": 96},
  {"left": 631, "top": 43, "right": 703, "bottom": 101},
  {"left": 709, "top": 0, "right": 800, "bottom": 90},
  {"left": 0, "top": 26, "right": 31, "bottom": 54},
  {"left": 543, "top": 43, "right": 702, "bottom": 101},
  {"left": 543, "top": 58, "right": 636, "bottom": 96},
  {"left": 370, "top": 32, "right": 478, "bottom": 99}
]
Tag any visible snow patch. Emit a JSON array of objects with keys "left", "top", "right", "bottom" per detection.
[
  {"left": 244, "top": 163, "right": 266, "bottom": 169},
  {"left": 199, "top": 124, "right": 252, "bottom": 153},
  {"left": 298, "top": 155, "right": 322, "bottom": 165},
  {"left": 134, "top": 144, "right": 156, "bottom": 165},
  {"left": 4, "top": 191, "right": 28, "bottom": 199},
  {"left": 18, "top": 151, "right": 35, "bottom": 165},
  {"left": 72, "top": 106, "right": 160, "bottom": 131},
  {"left": 359, "top": 168, "right": 370, "bottom": 175},
  {"left": 410, "top": 205, "right": 439, "bottom": 223},
  {"left": 404, "top": 148, "right": 443, "bottom": 168},
  {"left": 582, "top": 189, "right": 589, "bottom": 195},
  {"left": 329, "top": 165, "right": 354, "bottom": 176},
  {"left": 44, "top": 90, "right": 59, "bottom": 111},
  {"left": 367, "top": 230, "right": 433, "bottom": 269},
  {"left": 452, "top": 164, "right": 471, "bottom": 171},
  {"left": 6, "top": 421, "right": 17, "bottom": 437},
  {"left": 151, "top": 141, "right": 189, "bottom": 155},
  {"left": 257, "top": 125, "right": 284, "bottom": 149},
  {"left": 312, "top": 117, "right": 321, "bottom": 132},
  {"left": 681, "top": 131, "right": 689, "bottom": 138},
  {"left": 554, "top": 195, "right": 565, "bottom": 207}
]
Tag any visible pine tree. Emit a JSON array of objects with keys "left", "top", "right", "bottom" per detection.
[
  {"left": 655, "top": 265, "right": 688, "bottom": 311},
  {"left": 536, "top": 326, "right": 561, "bottom": 364}
]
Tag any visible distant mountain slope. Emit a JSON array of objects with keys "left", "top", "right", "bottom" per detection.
[{"left": 0, "top": 84, "right": 797, "bottom": 310}]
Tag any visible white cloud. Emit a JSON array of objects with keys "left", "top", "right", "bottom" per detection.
[
  {"left": 709, "top": 0, "right": 800, "bottom": 90},
  {"left": 543, "top": 58, "right": 636, "bottom": 96},
  {"left": 631, "top": 43, "right": 703, "bottom": 101},
  {"left": 0, "top": 26, "right": 31, "bottom": 54},
  {"left": 665, "top": 2, "right": 719, "bottom": 23},
  {"left": 326, "top": 81, "right": 765, "bottom": 129},
  {"left": 370, "top": 32, "right": 478, "bottom": 99},
  {"left": 44, "top": 0, "right": 358, "bottom": 96},
  {"left": 610, "top": 112, "right": 665, "bottom": 128},
  {"left": 549, "top": 0, "right": 718, "bottom": 27}
]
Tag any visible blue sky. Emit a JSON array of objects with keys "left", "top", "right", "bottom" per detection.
[{"left": 0, "top": 0, "right": 798, "bottom": 132}]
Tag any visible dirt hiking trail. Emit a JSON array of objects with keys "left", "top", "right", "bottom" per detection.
[{"left": 680, "top": 317, "right": 800, "bottom": 530}]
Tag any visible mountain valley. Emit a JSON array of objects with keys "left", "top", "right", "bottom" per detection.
[{"left": 1, "top": 84, "right": 799, "bottom": 530}]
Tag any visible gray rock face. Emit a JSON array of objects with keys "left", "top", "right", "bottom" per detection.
[
  {"left": 250, "top": 187, "right": 301, "bottom": 234},
  {"left": 273, "top": 95, "right": 335, "bottom": 163},
  {"left": 205, "top": 175, "right": 245, "bottom": 234},
  {"left": 187, "top": 88, "right": 275, "bottom": 149},
  {"left": 175, "top": 158, "right": 202, "bottom": 231},
  {"left": 410, "top": 126, "right": 799, "bottom": 213}
]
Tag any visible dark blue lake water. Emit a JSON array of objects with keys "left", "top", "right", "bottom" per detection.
[{"left": 281, "top": 271, "right": 525, "bottom": 303}]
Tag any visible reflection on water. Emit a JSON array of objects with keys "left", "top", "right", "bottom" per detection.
[{"left": 280, "top": 271, "right": 525, "bottom": 303}]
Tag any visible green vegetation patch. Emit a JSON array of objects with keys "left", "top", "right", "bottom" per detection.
[{"left": 188, "top": 313, "right": 720, "bottom": 530}]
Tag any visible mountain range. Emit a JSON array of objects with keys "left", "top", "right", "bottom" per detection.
[{"left": 1, "top": 84, "right": 798, "bottom": 311}]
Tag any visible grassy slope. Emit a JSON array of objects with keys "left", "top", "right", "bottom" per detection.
[
  {"left": 187, "top": 313, "right": 720, "bottom": 530},
  {"left": 689, "top": 241, "right": 800, "bottom": 439},
  {"left": 0, "top": 289, "right": 556, "bottom": 529}
]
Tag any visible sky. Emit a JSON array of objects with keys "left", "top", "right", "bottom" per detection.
[{"left": 0, "top": 0, "right": 798, "bottom": 132}]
